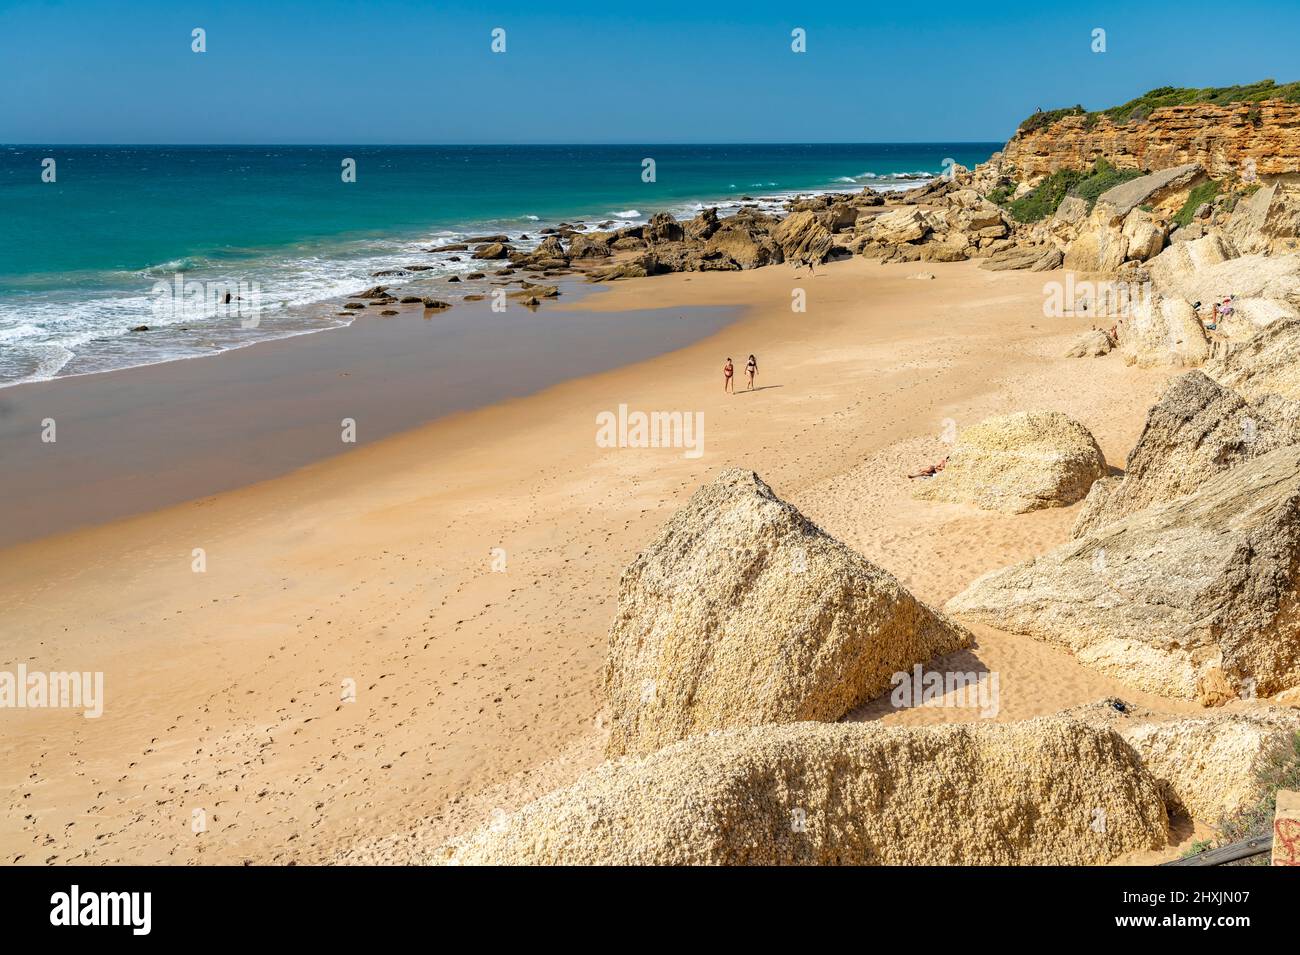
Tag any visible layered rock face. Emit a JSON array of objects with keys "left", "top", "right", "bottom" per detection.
[
  {"left": 911, "top": 411, "right": 1106, "bottom": 514},
  {"left": 1072, "top": 371, "right": 1298, "bottom": 536},
  {"left": 1117, "top": 295, "right": 1209, "bottom": 368},
  {"left": 1226, "top": 182, "right": 1300, "bottom": 255},
  {"left": 1003, "top": 101, "right": 1300, "bottom": 181},
  {"left": 947, "top": 444, "right": 1300, "bottom": 704},
  {"left": 439, "top": 719, "right": 1168, "bottom": 865},
  {"left": 604, "top": 470, "right": 971, "bottom": 757},
  {"left": 1205, "top": 317, "right": 1300, "bottom": 402}
]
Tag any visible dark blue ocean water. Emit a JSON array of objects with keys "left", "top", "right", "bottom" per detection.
[{"left": 0, "top": 143, "right": 998, "bottom": 383}]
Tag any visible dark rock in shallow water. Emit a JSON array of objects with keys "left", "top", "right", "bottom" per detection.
[
  {"left": 399, "top": 296, "right": 423, "bottom": 304},
  {"left": 379, "top": 309, "right": 399, "bottom": 316},
  {"left": 129, "top": 325, "right": 150, "bottom": 332},
  {"left": 372, "top": 269, "right": 409, "bottom": 277},
  {"left": 463, "top": 294, "right": 486, "bottom": 302},
  {"left": 465, "top": 234, "right": 509, "bottom": 244},
  {"left": 429, "top": 243, "right": 469, "bottom": 253},
  {"left": 472, "top": 242, "right": 510, "bottom": 260},
  {"left": 422, "top": 298, "right": 452, "bottom": 310},
  {"left": 353, "top": 285, "right": 390, "bottom": 298},
  {"left": 343, "top": 302, "right": 367, "bottom": 309},
  {"left": 406, "top": 264, "right": 434, "bottom": 272},
  {"left": 466, "top": 271, "right": 486, "bottom": 279},
  {"left": 447, "top": 275, "right": 461, "bottom": 282}
]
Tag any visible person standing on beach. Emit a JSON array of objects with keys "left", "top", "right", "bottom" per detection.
[
  {"left": 745, "top": 354, "right": 758, "bottom": 390},
  {"left": 723, "top": 358, "right": 735, "bottom": 393}
]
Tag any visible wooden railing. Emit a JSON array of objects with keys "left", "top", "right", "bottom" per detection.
[{"left": 1162, "top": 834, "right": 1273, "bottom": 866}]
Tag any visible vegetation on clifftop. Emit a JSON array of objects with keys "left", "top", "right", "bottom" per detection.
[{"left": 1018, "top": 79, "right": 1300, "bottom": 133}]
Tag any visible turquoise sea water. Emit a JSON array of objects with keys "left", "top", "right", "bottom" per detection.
[{"left": 0, "top": 143, "right": 998, "bottom": 384}]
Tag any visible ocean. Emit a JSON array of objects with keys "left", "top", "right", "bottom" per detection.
[{"left": 0, "top": 143, "right": 999, "bottom": 386}]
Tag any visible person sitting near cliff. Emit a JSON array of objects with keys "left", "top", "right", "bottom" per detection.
[{"left": 908, "top": 456, "right": 949, "bottom": 480}]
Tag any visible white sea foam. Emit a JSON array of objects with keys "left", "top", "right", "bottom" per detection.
[{"left": 1, "top": 171, "right": 937, "bottom": 387}]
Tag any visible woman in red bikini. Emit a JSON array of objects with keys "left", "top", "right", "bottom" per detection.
[{"left": 723, "top": 357, "right": 734, "bottom": 393}]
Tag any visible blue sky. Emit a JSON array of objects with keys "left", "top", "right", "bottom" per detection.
[{"left": 2, "top": 0, "right": 1298, "bottom": 144}]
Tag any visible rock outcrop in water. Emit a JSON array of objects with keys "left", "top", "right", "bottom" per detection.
[
  {"left": 438, "top": 718, "right": 1168, "bottom": 865},
  {"left": 911, "top": 411, "right": 1106, "bottom": 514},
  {"left": 604, "top": 469, "right": 971, "bottom": 757}
]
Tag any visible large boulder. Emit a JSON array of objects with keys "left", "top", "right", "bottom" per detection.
[
  {"left": 438, "top": 719, "right": 1168, "bottom": 865},
  {"left": 1121, "top": 208, "right": 1168, "bottom": 262},
  {"left": 643, "top": 211, "right": 684, "bottom": 244},
  {"left": 771, "top": 209, "right": 834, "bottom": 264},
  {"left": 1205, "top": 318, "right": 1300, "bottom": 403},
  {"left": 868, "top": 207, "right": 930, "bottom": 244},
  {"left": 1094, "top": 163, "right": 1204, "bottom": 221},
  {"left": 980, "top": 244, "right": 1055, "bottom": 271},
  {"left": 604, "top": 470, "right": 971, "bottom": 757},
  {"left": 684, "top": 207, "right": 721, "bottom": 241},
  {"left": 1226, "top": 182, "right": 1300, "bottom": 255},
  {"left": 1072, "top": 371, "right": 1297, "bottom": 536},
  {"left": 1149, "top": 238, "right": 1300, "bottom": 307},
  {"left": 947, "top": 444, "right": 1300, "bottom": 704},
  {"left": 1065, "top": 699, "right": 1300, "bottom": 825},
  {"left": 1117, "top": 295, "right": 1209, "bottom": 368},
  {"left": 567, "top": 232, "right": 612, "bottom": 259},
  {"left": 912, "top": 411, "right": 1106, "bottom": 514},
  {"left": 703, "top": 220, "right": 782, "bottom": 269},
  {"left": 1063, "top": 213, "right": 1128, "bottom": 273}
]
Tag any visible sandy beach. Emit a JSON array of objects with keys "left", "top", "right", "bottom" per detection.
[{"left": 1, "top": 251, "right": 1233, "bottom": 866}]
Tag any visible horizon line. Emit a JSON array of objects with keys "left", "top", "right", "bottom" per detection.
[{"left": 2, "top": 140, "right": 1008, "bottom": 148}]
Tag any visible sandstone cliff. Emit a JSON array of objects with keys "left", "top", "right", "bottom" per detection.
[{"left": 1004, "top": 100, "right": 1300, "bottom": 182}]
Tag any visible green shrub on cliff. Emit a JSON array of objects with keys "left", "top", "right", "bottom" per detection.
[
  {"left": 1070, "top": 159, "right": 1144, "bottom": 211},
  {"left": 1017, "top": 105, "right": 1085, "bottom": 134},
  {"left": 1006, "top": 160, "right": 1144, "bottom": 223},
  {"left": 1174, "top": 180, "right": 1221, "bottom": 227},
  {"left": 1018, "top": 79, "right": 1300, "bottom": 133},
  {"left": 1007, "top": 168, "right": 1083, "bottom": 222}
]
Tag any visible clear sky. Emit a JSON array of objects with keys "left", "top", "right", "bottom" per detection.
[{"left": 2, "top": 0, "right": 1298, "bottom": 144}]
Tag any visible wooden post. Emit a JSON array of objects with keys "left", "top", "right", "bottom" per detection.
[{"left": 1273, "top": 789, "right": 1300, "bottom": 866}]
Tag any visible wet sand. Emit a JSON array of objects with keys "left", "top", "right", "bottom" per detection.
[
  {"left": 0, "top": 255, "right": 1235, "bottom": 865},
  {"left": 0, "top": 289, "right": 736, "bottom": 547}
]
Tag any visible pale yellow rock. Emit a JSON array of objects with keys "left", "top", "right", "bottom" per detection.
[
  {"left": 1064, "top": 699, "right": 1300, "bottom": 825},
  {"left": 1205, "top": 317, "right": 1300, "bottom": 402},
  {"left": 1118, "top": 295, "right": 1209, "bottom": 368},
  {"left": 913, "top": 411, "right": 1106, "bottom": 514},
  {"left": 604, "top": 469, "right": 971, "bottom": 757},
  {"left": 438, "top": 719, "right": 1169, "bottom": 865}
]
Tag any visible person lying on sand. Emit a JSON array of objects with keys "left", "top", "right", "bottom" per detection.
[{"left": 908, "top": 456, "right": 949, "bottom": 479}]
